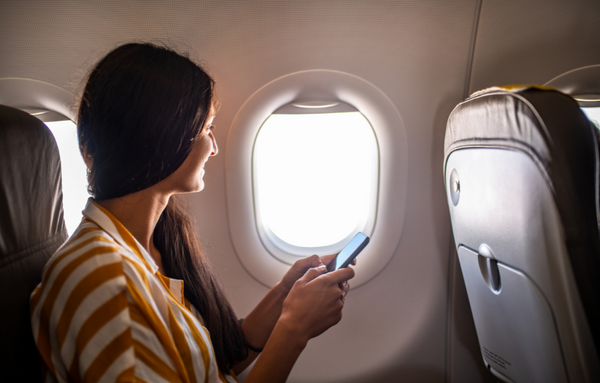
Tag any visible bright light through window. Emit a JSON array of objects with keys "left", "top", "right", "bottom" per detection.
[
  {"left": 45, "top": 120, "right": 88, "bottom": 236},
  {"left": 253, "top": 111, "right": 377, "bottom": 249},
  {"left": 582, "top": 107, "right": 600, "bottom": 129}
]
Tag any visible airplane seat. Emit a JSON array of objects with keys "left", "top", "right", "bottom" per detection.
[
  {"left": 443, "top": 86, "right": 600, "bottom": 383},
  {"left": 0, "top": 105, "right": 69, "bottom": 381}
]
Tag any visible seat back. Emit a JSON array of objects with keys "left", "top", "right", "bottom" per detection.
[
  {"left": 0, "top": 105, "right": 68, "bottom": 381},
  {"left": 444, "top": 86, "right": 600, "bottom": 383}
]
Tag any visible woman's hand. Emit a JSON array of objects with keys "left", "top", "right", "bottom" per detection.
[
  {"left": 235, "top": 254, "right": 354, "bottom": 374},
  {"left": 241, "top": 261, "right": 355, "bottom": 382},
  {"left": 279, "top": 254, "right": 323, "bottom": 294},
  {"left": 279, "top": 253, "right": 356, "bottom": 295},
  {"left": 279, "top": 265, "right": 355, "bottom": 344}
]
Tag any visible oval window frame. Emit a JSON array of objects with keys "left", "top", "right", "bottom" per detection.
[
  {"left": 545, "top": 65, "right": 600, "bottom": 128},
  {"left": 252, "top": 103, "right": 380, "bottom": 263},
  {"left": 225, "top": 70, "right": 408, "bottom": 288},
  {"left": 0, "top": 78, "right": 76, "bottom": 121},
  {"left": 545, "top": 64, "right": 600, "bottom": 107}
]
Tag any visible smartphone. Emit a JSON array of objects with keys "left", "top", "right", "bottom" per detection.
[{"left": 327, "top": 232, "right": 370, "bottom": 272}]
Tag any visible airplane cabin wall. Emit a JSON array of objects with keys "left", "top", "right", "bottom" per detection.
[
  {"left": 1, "top": 1, "right": 599, "bottom": 382},
  {"left": 469, "top": 1, "right": 600, "bottom": 94}
]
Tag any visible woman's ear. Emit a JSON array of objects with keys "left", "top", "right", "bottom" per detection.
[{"left": 80, "top": 148, "right": 93, "bottom": 170}]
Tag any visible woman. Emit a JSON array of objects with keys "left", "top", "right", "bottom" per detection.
[{"left": 30, "top": 43, "right": 355, "bottom": 383}]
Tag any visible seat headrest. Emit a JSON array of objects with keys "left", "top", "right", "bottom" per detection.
[
  {"left": 0, "top": 105, "right": 66, "bottom": 258},
  {"left": 445, "top": 86, "right": 587, "bottom": 171}
]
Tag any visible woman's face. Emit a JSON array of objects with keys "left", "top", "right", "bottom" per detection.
[{"left": 163, "top": 114, "right": 218, "bottom": 194}]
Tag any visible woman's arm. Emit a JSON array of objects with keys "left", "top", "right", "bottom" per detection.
[
  {"left": 232, "top": 281, "right": 288, "bottom": 374},
  {"left": 232, "top": 254, "right": 323, "bottom": 373},
  {"left": 243, "top": 265, "right": 355, "bottom": 383},
  {"left": 233, "top": 254, "right": 349, "bottom": 374}
]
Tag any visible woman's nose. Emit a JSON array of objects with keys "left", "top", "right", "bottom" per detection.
[{"left": 211, "top": 134, "right": 218, "bottom": 156}]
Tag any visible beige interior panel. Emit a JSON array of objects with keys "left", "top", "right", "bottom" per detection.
[{"left": 1, "top": 1, "right": 598, "bottom": 382}]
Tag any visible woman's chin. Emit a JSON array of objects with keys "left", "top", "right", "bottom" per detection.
[
  {"left": 174, "top": 179, "right": 205, "bottom": 194},
  {"left": 192, "top": 180, "right": 205, "bottom": 193}
]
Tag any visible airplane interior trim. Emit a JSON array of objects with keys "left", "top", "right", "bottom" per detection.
[
  {"left": 1, "top": 1, "right": 600, "bottom": 382},
  {"left": 226, "top": 69, "right": 407, "bottom": 288},
  {"left": 545, "top": 64, "right": 600, "bottom": 107},
  {"left": 0, "top": 78, "right": 76, "bottom": 122}
]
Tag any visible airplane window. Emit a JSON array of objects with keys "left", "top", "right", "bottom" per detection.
[
  {"left": 253, "top": 110, "right": 378, "bottom": 255},
  {"left": 45, "top": 120, "right": 88, "bottom": 236},
  {"left": 582, "top": 107, "right": 600, "bottom": 129},
  {"left": 226, "top": 69, "right": 406, "bottom": 288}
]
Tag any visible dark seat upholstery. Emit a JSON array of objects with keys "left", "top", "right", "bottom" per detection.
[
  {"left": 444, "top": 86, "right": 600, "bottom": 382},
  {"left": 0, "top": 105, "right": 68, "bottom": 381}
]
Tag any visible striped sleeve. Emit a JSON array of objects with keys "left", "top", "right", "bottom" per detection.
[{"left": 31, "top": 227, "right": 138, "bottom": 383}]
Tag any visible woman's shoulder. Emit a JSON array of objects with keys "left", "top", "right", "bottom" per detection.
[
  {"left": 32, "top": 219, "right": 132, "bottom": 305},
  {"left": 32, "top": 217, "right": 159, "bottom": 307},
  {"left": 47, "top": 219, "right": 125, "bottom": 268}
]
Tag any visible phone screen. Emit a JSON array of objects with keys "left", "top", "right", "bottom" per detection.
[{"left": 328, "top": 232, "right": 370, "bottom": 272}]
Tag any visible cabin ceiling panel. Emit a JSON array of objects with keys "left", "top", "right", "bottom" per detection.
[
  {"left": 469, "top": 0, "right": 600, "bottom": 94},
  {"left": 0, "top": 0, "right": 477, "bottom": 111}
]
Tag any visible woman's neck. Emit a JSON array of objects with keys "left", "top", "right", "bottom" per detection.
[{"left": 95, "top": 188, "right": 170, "bottom": 273}]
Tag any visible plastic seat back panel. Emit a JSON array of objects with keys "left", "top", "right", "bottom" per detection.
[
  {"left": 447, "top": 146, "right": 597, "bottom": 382},
  {"left": 458, "top": 245, "right": 567, "bottom": 382}
]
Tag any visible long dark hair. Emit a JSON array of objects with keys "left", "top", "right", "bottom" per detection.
[{"left": 77, "top": 42, "right": 247, "bottom": 373}]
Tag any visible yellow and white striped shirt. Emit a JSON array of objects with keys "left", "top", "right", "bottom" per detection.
[{"left": 31, "top": 199, "right": 238, "bottom": 383}]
